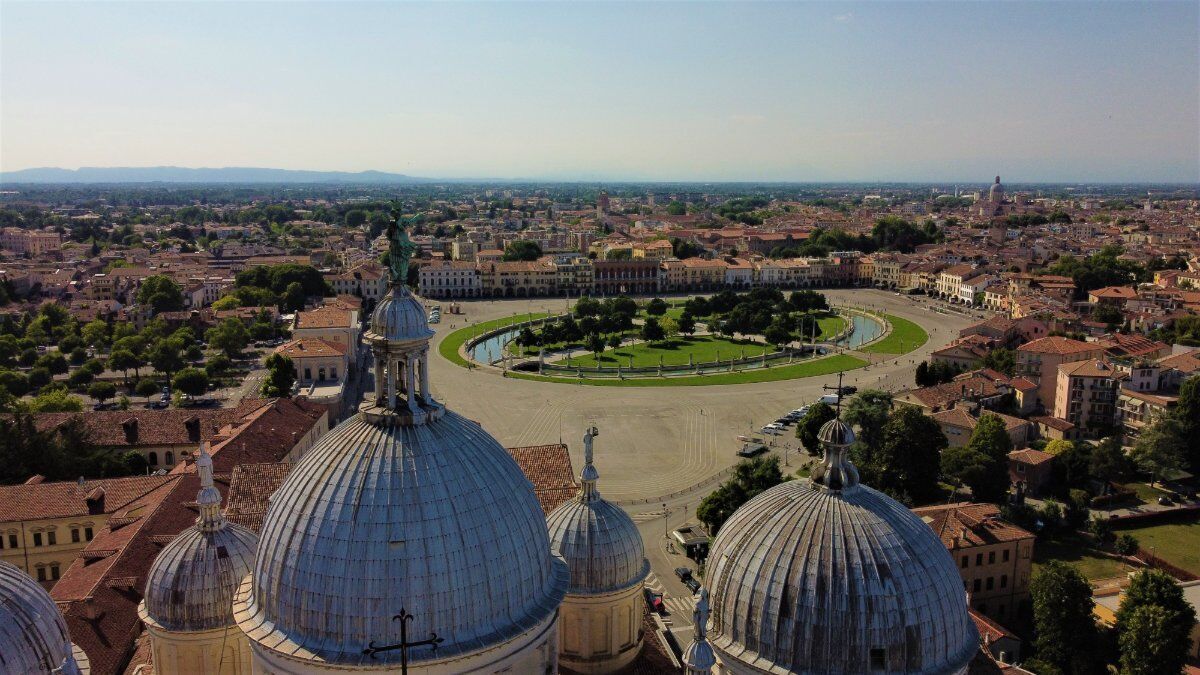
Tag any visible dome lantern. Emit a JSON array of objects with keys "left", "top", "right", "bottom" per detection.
[{"left": 361, "top": 215, "right": 443, "bottom": 427}]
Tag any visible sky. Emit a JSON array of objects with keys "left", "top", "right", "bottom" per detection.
[{"left": 1, "top": 1, "right": 1197, "bottom": 183}]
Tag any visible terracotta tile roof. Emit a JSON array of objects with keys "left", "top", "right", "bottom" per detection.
[
  {"left": 1096, "top": 333, "right": 1169, "bottom": 358},
  {"left": 274, "top": 337, "right": 347, "bottom": 358},
  {"left": 506, "top": 444, "right": 579, "bottom": 515},
  {"left": 19, "top": 399, "right": 271, "bottom": 449},
  {"left": 51, "top": 476, "right": 189, "bottom": 675},
  {"left": 912, "top": 502, "right": 1034, "bottom": 549},
  {"left": 1031, "top": 415, "right": 1076, "bottom": 431},
  {"left": 1008, "top": 448, "right": 1054, "bottom": 466},
  {"left": 294, "top": 305, "right": 352, "bottom": 329},
  {"left": 0, "top": 475, "right": 174, "bottom": 522},
  {"left": 970, "top": 608, "right": 1016, "bottom": 642},
  {"left": 1017, "top": 336, "right": 1097, "bottom": 355},
  {"left": 1157, "top": 350, "right": 1200, "bottom": 374},
  {"left": 225, "top": 463, "right": 293, "bottom": 532},
  {"left": 1090, "top": 286, "right": 1137, "bottom": 299},
  {"left": 1058, "top": 359, "right": 1116, "bottom": 379},
  {"left": 1009, "top": 377, "right": 1037, "bottom": 391}
]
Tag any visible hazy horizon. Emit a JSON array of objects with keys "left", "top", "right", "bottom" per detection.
[{"left": 2, "top": 1, "right": 1198, "bottom": 183}]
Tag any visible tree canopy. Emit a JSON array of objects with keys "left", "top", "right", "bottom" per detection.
[{"left": 696, "top": 455, "right": 784, "bottom": 536}]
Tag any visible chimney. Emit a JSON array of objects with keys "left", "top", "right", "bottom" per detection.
[
  {"left": 184, "top": 416, "right": 201, "bottom": 443},
  {"left": 121, "top": 417, "right": 139, "bottom": 444}
]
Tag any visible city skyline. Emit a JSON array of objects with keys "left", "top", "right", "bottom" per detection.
[{"left": 2, "top": 1, "right": 1198, "bottom": 183}]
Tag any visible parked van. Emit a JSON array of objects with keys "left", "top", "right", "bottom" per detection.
[{"left": 818, "top": 393, "right": 841, "bottom": 406}]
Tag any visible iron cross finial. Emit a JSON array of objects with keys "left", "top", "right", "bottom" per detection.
[{"left": 363, "top": 608, "right": 444, "bottom": 674}]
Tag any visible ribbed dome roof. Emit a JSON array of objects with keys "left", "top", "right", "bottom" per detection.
[
  {"left": 706, "top": 479, "right": 977, "bottom": 674},
  {"left": 545, "top": 428, "right": 647, "bottom": 595},
  {"left": 143, "top": 525, "right": 257, "bottom": 632},
  {"left": 0, "top": 560, "right": 82, "bottom": 675},
  {"left": 366, "top": 285, "right": 433, "bottom": 344},
  {"left": 142, "top": 443, "right": 257, "bottom": 632},
  {"left": 235, "top": 410, "right": 569, "bottom": 666}
]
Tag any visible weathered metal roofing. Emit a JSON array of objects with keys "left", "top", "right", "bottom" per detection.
[
  {"left": 364, "top": 285, "right": 433, "bottom": 344},
  {"left": 706, "top": 477, "right": 978, "bottom": 675},
  {"left": 234, "top": 409, "right": 569, "bottom": 666},
  {"left": 0, "top": 560, "right": 83, "bottom": 674},
  {"left": 546, "top": 427, "right": 648, "bottom": 595}
]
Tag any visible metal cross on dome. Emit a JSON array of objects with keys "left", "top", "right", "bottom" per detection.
[
  {"left": 823, "top": 371, "right": 847, "bottom": 415},
  {"left": 363, "top": 608, "right": 444, "bottom": 674}
]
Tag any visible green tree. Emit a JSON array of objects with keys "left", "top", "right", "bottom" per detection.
[
  {"left": 27, "top": 388, "right": 84, "bottom": 412},
  {"left": 1131, "top": 416, "right": 1187, "bottom": 486},
  {"left": 87, "top": 381, "right": 117, "bottom": 405},
  {"left": 136, "top": 275, "right": 184, "bottom": 313},
  {"left": 1119, "top": 605, "right": 1192, "bottom": 675},
  {"left": 212, "top": 294, "right": 240, "bottom": 310},
  {"left": 1090, "top": 436, "right": 1134, "bottom": 485},
  {"left": 797, "top": 402, "right": 837, "bottom": 454},
  {"left": 502, "top": 240, "right": 543, "bottom": 261},
  {"left": 27, "top": 367, "right": 51, "bottom": 391},
  {"left": 207, "top": 318, "right": 251, "bottom": 358},
  {"left": 172, "top": 367, "right": 209, "bottom": 399},
  {"left": 645, "top": 298, "right": 668, "bottom": 316},
  {"left": 205, "top": 353, "right": 233, "bottom": 378},
  {"left": 135, "top": 378, "right": 161, "bottom": 403},
  {"left": 660, "top": 316, "right": 679, "bottom": 341},
  {"left": 980, "top": 347, "right": 1016, "bottom": 376},
  {"left": 282, "top": 281, "right": 307, "bottom": 312},
  {"left": 35, "top": 352, "right": 69, "bottom": 375},
  {"left": 696, "top": 455, "right": 784, "bottom": 535},
  {"left": 1029, "top": 561, "right": 1098, "bottom": 675},
  {"left": 666, "top": 201, "right": 687, "bottom": 216},
  {"left": 915, "top": 361, "right": 931, "bottom": 387},
  {"left": 261, "top": 353, "right": 296, "bottom": 398},
  {"left": 1115, "top": 533, "right": 1139, "bottom": 556},
  {"left": 640, "top": 317, "right": 665, "bottom": 344},
  {"left": 941, "top": 414, "right": 1012, "bottom": 503},
  {"left": 107, "top": 349, "right": 143, "bottom": 383},
  {"left": 1173, "top": 375, "right": 1200, "bottom": 474},
  {"left": 1116, "top": 569, "right": 1197, "bottom": 664},
  {"left": 871, "top": 406, "right": 947, "bottom": 504},
  {"left": 586, "top": 332, "right": 606, "bottom": 363},
  {"left": 678, "top": 313, "right": 696, "bottom": 336},
  {"left": 843, "top": 389, "right": 892, "bottom": 463},
  {"left": 762, "top": 324, "right": 792, "bottom": 348},
  {"left": 0, "top": 370, "right": 29, "bottom": 398},
  {"left": 148, "top": 338, "right": 185, "bottom": 380}
]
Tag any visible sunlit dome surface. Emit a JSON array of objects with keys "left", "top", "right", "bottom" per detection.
[{"left": 0, "top": 560, "right": 83, "bottom": 675}]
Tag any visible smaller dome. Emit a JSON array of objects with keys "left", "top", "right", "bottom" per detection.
[
  {"left": 0, "top": 560, "right": 82, "bottom": 675},
  {"left": 366, "top": 285, "right": 433, "bottom": 344},
  {"left": 547, "top": 428, "right": 647, "bottom": 595},
  {"left": 142, "top": 443, "right": 257, "bottom": 632},
  {"left": 143, "top": 525, "right": 257, "bottom": 632},
  {"left": 817, "top": 417, "right": 855, "bottom": 447}
]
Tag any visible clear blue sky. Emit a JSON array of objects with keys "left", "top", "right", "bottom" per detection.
[{"left": 2, "top": 1, "right": 1197, "bottom": 182}]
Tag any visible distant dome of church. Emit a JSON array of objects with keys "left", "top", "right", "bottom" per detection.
[
  {"left": 0, "top": 560, "right": 83, "bottom": 674},
  {"left": 705, "top": 418, "right": 976, "bottom": 674},
  {"left": 235, "top": 409, "right": 569, "bottom": 667},
  {"left": 989, "top": 175, "right": 1005, "bottom": 202},
  {"left": 142, "top": 444, "right": 257, "bottom": 633},
  {"left": 546, "top": 429, "right": 647, "bottom": 595}
]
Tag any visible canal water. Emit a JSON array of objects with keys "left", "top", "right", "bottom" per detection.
[{"left": 467, "top": 312, "right": 885, "bottom": 365}]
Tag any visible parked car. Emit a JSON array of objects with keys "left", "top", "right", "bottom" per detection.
[
  {"left": 684, "top": 578, "right": 702, "bottom": 594},
  {"left": 1157, "top": 495, "right": 1173, "bottom": 506},
  {"left": 674, "top": 567, "right": 693, "bottom": 581},
  {"left": 837, "top": 385, "right": 858, "bottom": 396},
  {"left": 645, "top": 589, "right": 664, "bottom": 614}
]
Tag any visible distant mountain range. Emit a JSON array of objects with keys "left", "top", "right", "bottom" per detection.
[{"left": 0, "top": 166, "right": 429, "bottom": 184}]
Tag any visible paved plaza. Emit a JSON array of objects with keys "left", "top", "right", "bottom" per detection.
[{"left": 428, "top": 289, "right": 974, "bottom": 503}]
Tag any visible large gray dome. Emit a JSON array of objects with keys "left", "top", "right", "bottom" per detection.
[
  {"left": 143, "top": 524, "right": 257, "bottom": 632},
  {"left": 234, "top": 410, "right": 569, "bottom": 666},
  {"left": 706, "top": 479, "right": 977, "bottom": 674},
  {"left": 546, "top": 431, "right": 647, "bottom": 595},
  {"left": 0, "top": 560, "right": 82, "bottom": 674},
  {"left": 366, "top": 285, "right": 433, "bottom": 344}
]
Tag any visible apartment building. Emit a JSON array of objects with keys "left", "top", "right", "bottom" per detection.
[
  {"left": 1016, "top": 336, "right": 1105, "bottom": 412},
  {"left": 418, "top": 260, "right": 482, "bottom": 298},
  {"left": 913, "top": 502, "right": 1035, "bottom": 623},
  {"left": 1054, "top": 360, "right": 1119, "bottom": 438}
]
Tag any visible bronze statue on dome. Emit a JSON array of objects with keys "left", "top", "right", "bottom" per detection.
[{"left": 386, "top": 213, "right": 417, "bottom": 286}]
